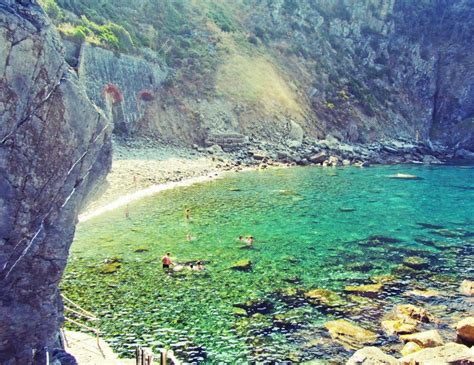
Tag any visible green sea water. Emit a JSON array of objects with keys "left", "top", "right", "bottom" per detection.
[{"left": 63, "top": 165, "right": 474, "bottom": 363}]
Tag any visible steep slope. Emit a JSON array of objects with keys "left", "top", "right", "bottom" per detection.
[
  {"left": 0, "top": 1, "right": 112, "bottom": 363},
  {"left": 42, "top": 0, "right": 474, "bottom": 150}
]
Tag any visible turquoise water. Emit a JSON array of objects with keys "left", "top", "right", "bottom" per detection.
[{"left": 63, "top": 165, "right": 474, "bottom": 362}]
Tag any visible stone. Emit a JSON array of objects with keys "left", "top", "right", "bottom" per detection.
[
  {"left": 342, "top": 159, "right": 352, "bottom": 166},
  {"left": 230, "top": 259, "right": 252, "bottom": 271},
  {"left": 328, "top": 155, "right": 340, "bottom": 166},
  {"left": 403, "top": 256, "right": 430, "bottom": 269},
  {"left": 304, "top": 288, "right": 346, "bottom": 307},
  {"left": 346, "top": 347, "right": 398, "bottom": 365},
  {"left": 405, "top": 289, "right": 441, "bottom": 298},
  {"left": 370, "top": 275, "right": 396, "bottom": 284},
  {"left": 324, "top": 319, "right": 377, "bottom": 350},
  {"left": 232, "top": 307, "right": 248, "bottom": 316},
  {"left": 381, "top": 319, "right": 418, "bottom": 336},
  {"left": 344, "top": 283, "right": 383, "bottom": 298},
  {"left": 460, "top": 280, "right": 474, "bottom": 296},
  {"left": 99, "top": 262, "right": 121, "bottom": 274},
  {"left": 207, "top": 144, "right": 224, "bottom": 154},
  {"left": 394, "top": 304, "right": 435, "bottom": 323},
  {"left": 422, "top": 155, "right": 443, "bottom": 164},
  {"left": 455, "top": 317, "right": 474, "bottom": 344},
  {"left": 400, "top": 330, "right": 444, "bottom": 348},
  {"left": 0, "top": 3, "right": 112, "bottom": 363},
  {"left": 389, "top": 173, "right": 423, "bottom": 180},
  {"left": 309, "top": 151, "right": 328, "bottom": 164},
  {"left": 400, "top": 341, "right": 422, "bottom": 356},
  {"left": 134, "top": 247, "right": 149, "bottom": 253},
  {"left": 286, "top": 120, "right": 304, "bottom": 148},
  {"left": 399, "top": 343, "right": 474, "bottom": 365}
]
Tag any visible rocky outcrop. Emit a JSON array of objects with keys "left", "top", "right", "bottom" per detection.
[
  {"left": 78, "top": 43, "right": 167, "bottom": 135},
  {"left": 346, "top": 347, "right": 398, "bottom": 365},
  {"left": 0, "top": 1, "right": 112, "bottom": 364},
  {"left": 399, "top": 342, "right": 474, "bottom": 365}
]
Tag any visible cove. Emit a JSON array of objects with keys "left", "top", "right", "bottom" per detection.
[{"left": 62, "top": 164, "right": 474, "bottom": 363}]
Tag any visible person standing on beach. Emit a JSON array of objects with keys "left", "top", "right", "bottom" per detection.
[{"left": 162, "top": 252, "right": 173, "bottom": 270}]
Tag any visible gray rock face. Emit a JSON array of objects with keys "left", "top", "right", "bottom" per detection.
[
  {"left": 0, "top": 1, "right": 112, "bottom": 363},
  {"left": 78, "top": 43, "right": 167, "bottom": 135},
  {"left": 247, "top": 0, "right": 474, "bottom": 149}
]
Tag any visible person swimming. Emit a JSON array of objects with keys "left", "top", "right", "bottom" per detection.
[
  {"left": 161, "top": 252, "right": 173, "bottom": 270},
  {"left": 184, "top": 208, "right": 191, "bottom": 220}
]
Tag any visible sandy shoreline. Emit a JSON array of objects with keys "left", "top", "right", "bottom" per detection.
[
  {"left": 79, "top": 171, "right": 224, "bottom": 222},
  {"left": 80, "top": 140, "right": 253, "bottom": 221}
]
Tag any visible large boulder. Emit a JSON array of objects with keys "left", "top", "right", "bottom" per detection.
[
  {"left": 346, "top": 347, "right": 398, "bottom": 365},
  {"left": 400, "top": 330, "right": 444, "bottom": 348},
  {"left": 460, "top": 280, "right": 474, "bottom": 296},
  {"left": 399, "top": 343, "right": 474, "bottom": 365},
  {"left": 455, "top": 317, "right": 474, "bottom": 344},
  {"left": 0, "top": 2, "right": 112, "bottom": 363},
  {"left": 324, "top": 319, "right": 377, "bottom": 350}
]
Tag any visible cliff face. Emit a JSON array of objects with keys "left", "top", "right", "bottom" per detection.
[
  {"left": 44, "top": 0, "right": 473, "bottom": 151},
  {"left": 0, "top": 1, "right": 112, "bottom": 363}
]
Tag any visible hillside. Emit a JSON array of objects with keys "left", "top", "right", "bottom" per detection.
[{"left": 40, "top": 0, "right": 474, "bottom": 152}]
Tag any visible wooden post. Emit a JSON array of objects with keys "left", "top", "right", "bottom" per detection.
[{"left": 160, "top": 349, "right": 167, "bottom": 365}]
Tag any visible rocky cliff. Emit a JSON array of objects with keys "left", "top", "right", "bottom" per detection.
[
  {"left": 43, "top": 0, "right": 474, "bottom": 153},
  {"left": 0, "top": 1, "right": 112, "bottom": 363}
]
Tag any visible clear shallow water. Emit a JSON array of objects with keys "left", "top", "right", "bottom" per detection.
[{"left": 63, "top": 165, "right": 474, "bottom": 363}]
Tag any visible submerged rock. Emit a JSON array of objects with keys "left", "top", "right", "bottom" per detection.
[
  {"left": 346, "top": 347, "right": 398, "bottom": 365},
  {"left": 403, "top": 256, "right": 430, "bottom": 269},
  {"left": 344, "top": 283, "right": 383, "bottom": 298},
  {"left": 455, "top": 317, "right": 474, "bottom": 344},
  {"left": 460, "top": 280, "right": 474, "bottom": 296},
  {"left": 304, "top": 288, "right": 346, "bottom": 308},
  {"left": 399, "top": 343, "right": 474, "bottom": 364},
  {"left": 400, "top": 330, "right": 444, "bottom": 348},
  {"left": 405, "top": 289, "right": 441, "bottom": 298},
  {"left": 324, "top": 319, "right": 377, "bottom": 350},
  {"left": 99, "top": 262, "right": 121, "bottom": 274},
  {"left": 230, "top": 259, "right": 252, "bottom": 271}
]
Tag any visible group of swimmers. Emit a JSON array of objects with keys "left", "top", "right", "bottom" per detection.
[{"left": 161, "top": 252, "right": 204, "bottom": 272}]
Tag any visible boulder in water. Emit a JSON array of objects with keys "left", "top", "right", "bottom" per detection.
[
  {"left": 394, "top": 304, "right": 435, "bottom": 323},
  {"left": 403, "top": 256, "right": 429, "bottom": 269},
  {"left": 344, "top": 283, "right": 383, "bottom": 298},
  {"left": 99, "top": 262, "right": 121, "bottom": 274},
  {"left": 460, "top": 280, "right": 474, "bottom": 296},
  {"left": 399, "top": 343, "right": 474, "bottom": 365},
  {"left": 309, "top": 151, "right": 328, "bottom": 164},
  {"left": 230, "top": 259, "right": 252, "bottom": 271},
  {"left": 324, "top": 319, "right": 377, "bottom": 350},
  {"left": 455, "top": 317, "right": 474, "bottom": 344},
  {"left": 304, "top": 288, "right": 346, "bottom": 308},
  {"left": 400, "top": 330, "right": 444, "bottom": 348},
  {"left": 405, "top": 289, "right": 441, "bottom": 298},
  {"left": 346, "top": 347, "right": 398, "bottom": 365}
]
